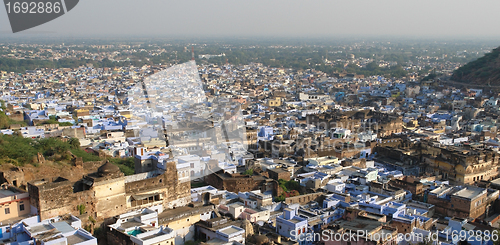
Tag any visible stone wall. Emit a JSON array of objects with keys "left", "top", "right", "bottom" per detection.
[
  {"left": 427, "top": 193, "right": 487, "bottom": 219},
  {"left": 62, "top": 127, "right": 86, "bottom": 138},
  {"left": 1, "top": 160, "right": 104, "bottom": 190},
  {"left": 28, "top": 161, "right": 191, "bottom": 222},
  {"left": 390, "top": 219, "right": 414, "bottom": 234},
  {"left": 28, "top": 179, "right": 92, "bottom": 220},
  {"left": 0, "top": 167, "right": 25, "bottom": 187},
  {"left": 205, "top": 171, "right": 262, "bottom": 193},
  {"left": 284, "top": 193, "right": 323, "bottom": 205},
  {"left": 390, "top": 177, "right": 423, "bottom": 196},
  {"left": 107, "top": 228, "right": 135, "bottom": 245},
  {"left": 267, "top": 169, "right": 290, "bottom": 181}
]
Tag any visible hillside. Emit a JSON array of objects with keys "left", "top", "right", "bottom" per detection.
[
  {"left": 0, "top": 134, "right": 135, "bottom": 176},
  {"left": 452, "top": 47, "right": 500, "bottom": 85}
]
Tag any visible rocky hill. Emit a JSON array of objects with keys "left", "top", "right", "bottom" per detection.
[{"left": 452, "top": 47, "right": 500, "bottom": 86}]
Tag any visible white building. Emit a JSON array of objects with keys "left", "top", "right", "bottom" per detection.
[
  {"left": 177, "top": 155, "right": 205, "bottom": 180},
  {"left": 0, "top": 215, "right": 97, "bottom": 245}
]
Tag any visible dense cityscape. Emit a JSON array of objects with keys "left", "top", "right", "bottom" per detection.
[{"left": 1, "top": 38, "right": 500, "bottom": 245}]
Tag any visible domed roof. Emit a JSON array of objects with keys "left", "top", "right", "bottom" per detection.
[
  {"left": 98, "top": 160, "right": 120, "bottom": 176},
  {"left": 254, "top": 235, "right": 269, "bottom": 245}
]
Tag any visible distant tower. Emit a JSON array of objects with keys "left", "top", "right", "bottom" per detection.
[{"left": 191, "top": 46, "right": 195, "bottom": 61}]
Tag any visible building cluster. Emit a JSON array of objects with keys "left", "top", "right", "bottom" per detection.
[
  {"left": 1, "top": 43, "right": 168, "bottom": 62},
  {"left": 2, "top": 45, "right": 500, "bottom": 245}
]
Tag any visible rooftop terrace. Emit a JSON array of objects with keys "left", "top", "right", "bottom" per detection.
[{"left": 452, "top": 186, "right": 486, "bottom": 200}]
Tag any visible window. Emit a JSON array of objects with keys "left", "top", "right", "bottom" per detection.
[
  {"left": 5, "top": 208, "right": 10, "bottom": 214},
  {"left": 20, "top": 204, "right": 25, "bottom": 211}
]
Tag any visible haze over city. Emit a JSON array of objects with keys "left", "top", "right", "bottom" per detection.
[
  {"left": 1, "top": 0, "right": 500, "bottom": 38},
  {"left": 3, "top": 1, "right": 500, "bottom": 245}
]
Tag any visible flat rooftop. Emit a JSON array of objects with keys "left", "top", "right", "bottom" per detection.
[
  {"left": 334, "top": 218, "right": 381, "bottom": 233},
  {"left": 364, "top": 213, "right": 384, "bottom": 220},
  {"left": 490, "top": 178, "right": 500, "bottom": 186},
  {"left": 387, "top": 203, "right": 403, "bottom": 209},
  {"left": 157, "top": 206, "right": 197, "bottom": 221},
  {"left": 394, "top": 215, "right": 415, "bottom": 222},
  {"left": 288, "top": 217, "right": 305, "bottom": 224},
  {"left": 0, "top": 189, "right": 17, "bottom": 197},
  {"left": 430, "top": 186, "right": 453, "bottom": 196},
  {"left": 218, "top": 226, "right": 243, "bottom": 236},
  {"left": 369, "top": 228, "right": 396, "bottom": 242},
  {"left": 29, "top": 224, "right": 53, "bottom": 234},
  {"left": 119, "top": 221, "right": 144, "bottom": 229},
  {"left": 141, "top": 233, "right": 166, "bottom": 241},
  {"left": 51, "top": 221, "right": 75, "bottom": 234},
  {"left": 268, "top": 168, "right": 287, "bottom": 173},
  {"left": 228, "top": 202, "right": 244, "bottom": 208},
  {"left": 452, "top": 186, "right": 485, "bottom": 200},
  {"left": 66, "top": 233, "right": 91, "bottom": 245}
]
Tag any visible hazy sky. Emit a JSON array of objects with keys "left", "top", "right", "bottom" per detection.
[{"left": 1, "top": 0, "right": 500, "bottom": 38}]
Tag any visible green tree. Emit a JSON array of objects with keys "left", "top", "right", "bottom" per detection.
[
  {"left": 88, "top": 216, "right": 96, "bottom": 234},
  {"left": 0, "top": 112, "right": 9, "bottom": 129},
  {"left": 278, "top": 179, "right": 288, "bottom": 192},
  {"left": 278, "top": 179, "right": 301, "bottom": 194},
  {"left": 389, "top": 66, "right": 408, "bottom": 78},
  {"left": 109, "top": 157, "right": 135, "bottom": 175},
  {"left": 0, "top": 134, "right": 101, "bottom": 166},
  {"left": 0, "top": 101, "right": 11, "bottom": 129},
  {"left": 77, "top": 204, "right": 86, "bottom": 215},
  {"left": 366, "top": 61, "right": 379, "bottom": 71},
  {"left": 243, "top": 169, "right": 253, "bottom": 176},
  {"left": 284, "top": 180, "right": 300, "bottom": 192},
  {"left": 275, "top": 194, "right": 286, "bottom": 202},
  {"left": 68, "top": 138, "right": 80, "bottom": 149}
]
